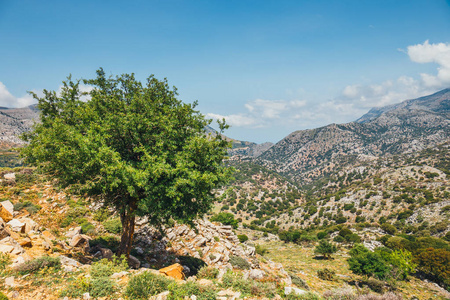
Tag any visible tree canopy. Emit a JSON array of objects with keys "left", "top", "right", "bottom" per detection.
[{"left": 21, "top": 69, "right": 232, "bottom": 257}]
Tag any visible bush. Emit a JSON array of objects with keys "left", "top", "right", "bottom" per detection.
[
  {"left": 220, "top": 270, "right": 277, "bottom": 298},
  {"left": 388, "top": 249, "right": 416, "bottom": 280},
  {"left": 229, "top": 255, "right": 251, "bottom": 269},
  {"left": 197, "top": 266, "right": 219, "bottom": 279},
  {"left": 210, "top": 212, "right": 238, "bottom": 229},
  {"left": 14, "top": 256, "right": 61, "bottom": 275},
  {"left": 90, "top": 256, "right": 128, "bottom": 278},
  {"left": 103, "top": 217, "right": 122, "bottom": 234},
  {"left": 0, "top": 252, "right": 11, "bottom": 271},
  {"left": 314, "top": 240, "right": 337, "bottom": 259},
  {"left": 0, "top": 291, "right": 8, "bottom": 300},
  {"left": 317, "top": 231, "right": 328, "bottom": 239},
  {"left": 13, "top": 201, "right": 41, "bottom": 214},
  {"left": 255, "top": 244, "right": 269, "bottom": 256},
  {"left": 168, "top": 281, "right": 216, "bottom": 300},
  {"left": 289, "top": 273, "right": 310, "bottom": 290},
  {"left": 125, "top": 271, "right": 174, "bottom": 299},
  {"left": 381, "top": 223, "right": 397, "bottom": 235},
  {"left": 61, "top": 276, "right": 117, "bottom": 298},
  {"left": 348, "top": 250, "right": 390, "bottom": 280},
  {"left": 317, "top": 268, "right": 335, "bottom": 281},
  {"left": 237, "top": 234, "right": 248, "bottom": 243},
  {"left": 415, "top": 247, "right": 450, "bottom": 290}
]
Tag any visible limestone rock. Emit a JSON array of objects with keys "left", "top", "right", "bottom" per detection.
[
  {"left": 0, "top": 200, "right": 14, "bottom": 222},
  {"left": 5, "top": 276, "right": 15, "bottom": 287},
  {"left": 18, "top": 237, "right": 32, "bottom": 247},
  {"left": 7, "top": 219, "right": 25, "bottom": 233},
  {"left": 149, "top": 291, "right": 170, "bottom": 300},
  {"left": 159, "top": 263, "right": 185, "bottom": 280},
  {"left": 21, "top": 218, "right": 38, "bottom": 233},
  {"left": 4, "top": 173, "right": 15, "bottom": 181},
  {"left": 70, "top": 234, "right": 91, "bottom": 247},
  {"left": 284, "top": 286, "right": 307, "bottom": 296}
]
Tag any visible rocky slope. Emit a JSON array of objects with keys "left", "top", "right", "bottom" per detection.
[
  {"left": 0, "top": 105, "right": 38, "bottom": 148},
  {"left": 256, "top": 89, "right": 450, "bottom": 186}
]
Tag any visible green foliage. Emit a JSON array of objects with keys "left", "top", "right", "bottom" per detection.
[
  {"left": 103, "top": 217, "right": 122, "bottom": 234},
  {"left": 21, "top": 69, "right": 231, "bottom": 256},
  {"left": 197, "top": 266, "right": 219, "bottom": 279},
  {"left": 90, "top": 256, "right": 128, "bottom": 278},
  {"left": 220, "top": 270, "right": 277, "bottom": 298},
  {"left": 210, "top": 212, "right": 238, "bottom": 229},
  {"left": 388, "top": 249, "right": 416, "bottom": 280},
  {"left": 381, "top": 223, "right": 397, "bottom": 235},
  {"left": 314, "top": 240, "right": 337, "bottom": 259},
  {"left": 80, "top": 220, "right": 95, "bottom": 234},
  {"left": 347, "top": 246, "right": 390, "bottom": 280},
  {"left": 0, "top": 252, "right": 11, "bottom": 271},
  {"left": 167, "top": 281, "right": 217, "bottom": 300},
  {"left": 415, "top": 247, "right": 450, "bottom": 290},
  {"left": 317, "top": 268, "right": 335, "bottom": 281},
  {"left": 0, "top": 291, "right": 8, "bottom": 300},
  {"left": 289, "top": 272, "right": 310, "bottom": 290},
  {"left": 237, "top": 234, "right": 248, "bottom": 243},
  {"left": 125, "top": 271, "right": 174, "bottom": 299},
  {"left": 13, "top": 201, "right": 41, "bottom": 214},
  {"left": 229, "top": 255, "right": 251, "bottom": 269},
  {"left": 317, "top": 231, "right": 328, "bottom": 239},
  {"left": 255, "top": 244, "right": 269, "bottom": 256},
  {"left": 90, "top": 235, "right": 120, "bottom": 252},
  {"left": 14, "top": 256, "right": 61, "bottom": 275}
]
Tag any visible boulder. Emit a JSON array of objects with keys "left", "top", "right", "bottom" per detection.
[
  {"left": 21, "top": 218, "right": 38, "bottom": 233},
  {"left": 248, "top": 268, "right": 265, "bottom": 280},
  {"left": 5, "top": 276, "right": 15, "bottom": 287},
  {"left": 284, "top": 287, "right": 307, "bottom": 296},
  {"left": 65, "top": 226, "right": 82, "bottom": 238},
  {"left": 3, "top": 173, "right": 15, "bottom": 181},
  {"left": 7, "top": 219, "right": 25, "bottom": 233},
  {"left": 18, "top": 238, "right": 32, "bottom": 247},
  {"left": 128, "top": 255, "right": 141, "bottom": 269},
  {"left": 159, "top": 263, "right": 185, "bottom": 280},
  {"left": 0, "top": 228, "right": 10, "bottom": 240},
  {"left": 0, "top": 201, "right": 14, "bottom": 222},
  {"left": 0, "top": 244, "right": 14, "bottom": 254},
  {"left": 70, "top": 234, "right": 91, "bottom": 247},
  {"left": 149, "top": 291, "right": 170, "bottom": 300}
]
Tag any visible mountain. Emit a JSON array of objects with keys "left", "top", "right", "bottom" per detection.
[
  {"left": 256, "top": 88, "right": 450, "bottom": 185},
  {"left": 0, "top": 104, "right": 39, "bottom": 148},
  {"left": 206, "top": 125, "right": 273, "bottom": 157}
]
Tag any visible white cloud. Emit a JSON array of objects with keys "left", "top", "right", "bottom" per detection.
[
  {"left": 407, "top": 40, "right": 450, "bottom": 87},
  {"left": 338, "top": 41, "right": 450, "bottom": 112},
  {"left": 207, "top": 98, "right": 307, "bottom": 128},
  {"left": 0, "top": 82, "right": 36, "bottom": 108},
  {"left": 0, "top": 82, "right": 94, "bottom": 108}
]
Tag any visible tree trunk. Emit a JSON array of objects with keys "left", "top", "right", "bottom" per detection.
[{"left": 117, "top": 201, "right": 137, "bottom": 259}]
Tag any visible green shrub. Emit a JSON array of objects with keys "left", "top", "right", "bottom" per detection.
[
  {"left": 229, "top": 255, "right": 251, "bottom": 269},
  {"left": 80, "top": 220, "right": 95, "bottom": 234},
  {"left": 347, "top": 249, "right": 390, "bottom": 280},
  {"left": 289, "top": 272, "right": 310, "bottom": 290},
  {"left": 167, "top": 281, "right": 216, "bottom": 300},
  {"left": 388, "top": 249, "right": 416, "bottom": 280},
  {"left": 381, "top": 223, "right": 397, "bottom": 235},
  {"left": 285, "top": 292, "right": 321, "bottom": 300},
  {"left": 317, "top": 231, "right": 327, "bottom": 239},
  {"left": 13, "top": 201, "right": 41, "bottom": 214},
  {"left": 210, "top": 212, "right": 238, "bottom": 229},
  {"left": 415, "top": 247, "right": 450, "bottom": 290},
  {"left": 255, "top": 244, "right": 268, "bottom": 256},
  {"left": 14, "top": 256, "right": 61, "bottom": 275},
  {"left": 220, "top": 270, "right": 276, "bottom": 298},
  {"left": 0, "top": 252, "right": 11, "bottom": 271},
  {"left": 60, "top": 276, "right": 117, "bottom": 298},
  {"left": 125, "top": 271, "right": 173, "bottom": 299},
  {"left": 314, "top": 240, "right": 337, "bottom": 259},
  {"left": 0, "top": 291, "right": 8, "bottom": 300},
  {"left": 90, "top": 256, "right": 128, "bottom": 278},
  {"left": 90, "top": 235, "right": 120, "bottom": 252},
  {"left": 364, "top": 278, "right": 386, "bottom": 293},
  {"left": 317, "top": 268, "right": 335, "bottom": 281},
  {"left": 237, "top": 234, "right": 248, "bottom": 243},
  {"left": 197, "top": 266, "right": 219, "bottom": 279},
  {"left": 103, "top": 217, "right": 122, "bottom": 234}
]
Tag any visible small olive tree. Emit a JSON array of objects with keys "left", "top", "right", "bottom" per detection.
[{"left": 21, "top": 69, "right": 232, "bottom": 258}]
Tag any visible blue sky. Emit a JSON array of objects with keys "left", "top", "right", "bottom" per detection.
[{"left": 1, "top": 0, "right": 449, "bottom": 143}]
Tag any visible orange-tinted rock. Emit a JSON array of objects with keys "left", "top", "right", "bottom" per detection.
[
  {"left": 18, "top": 238, "right": 32, "bottom": 247},
  {"left": 0, "top": 201, "right": 14, "bottom": 222},
  {"left": 159, "top": 263, "right": 185, "bottom": 280}
]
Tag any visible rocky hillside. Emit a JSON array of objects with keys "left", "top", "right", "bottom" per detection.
[
  {"left": 257, "top": 89, "right": 450, "bottom": 186},
  {"left": 0, "top": 105, "right": 38, "bottom": 148}
]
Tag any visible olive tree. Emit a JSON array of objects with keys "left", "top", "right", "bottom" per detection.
[{"left": 21, "top": 69, "right": 231, "bottom": 258}]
